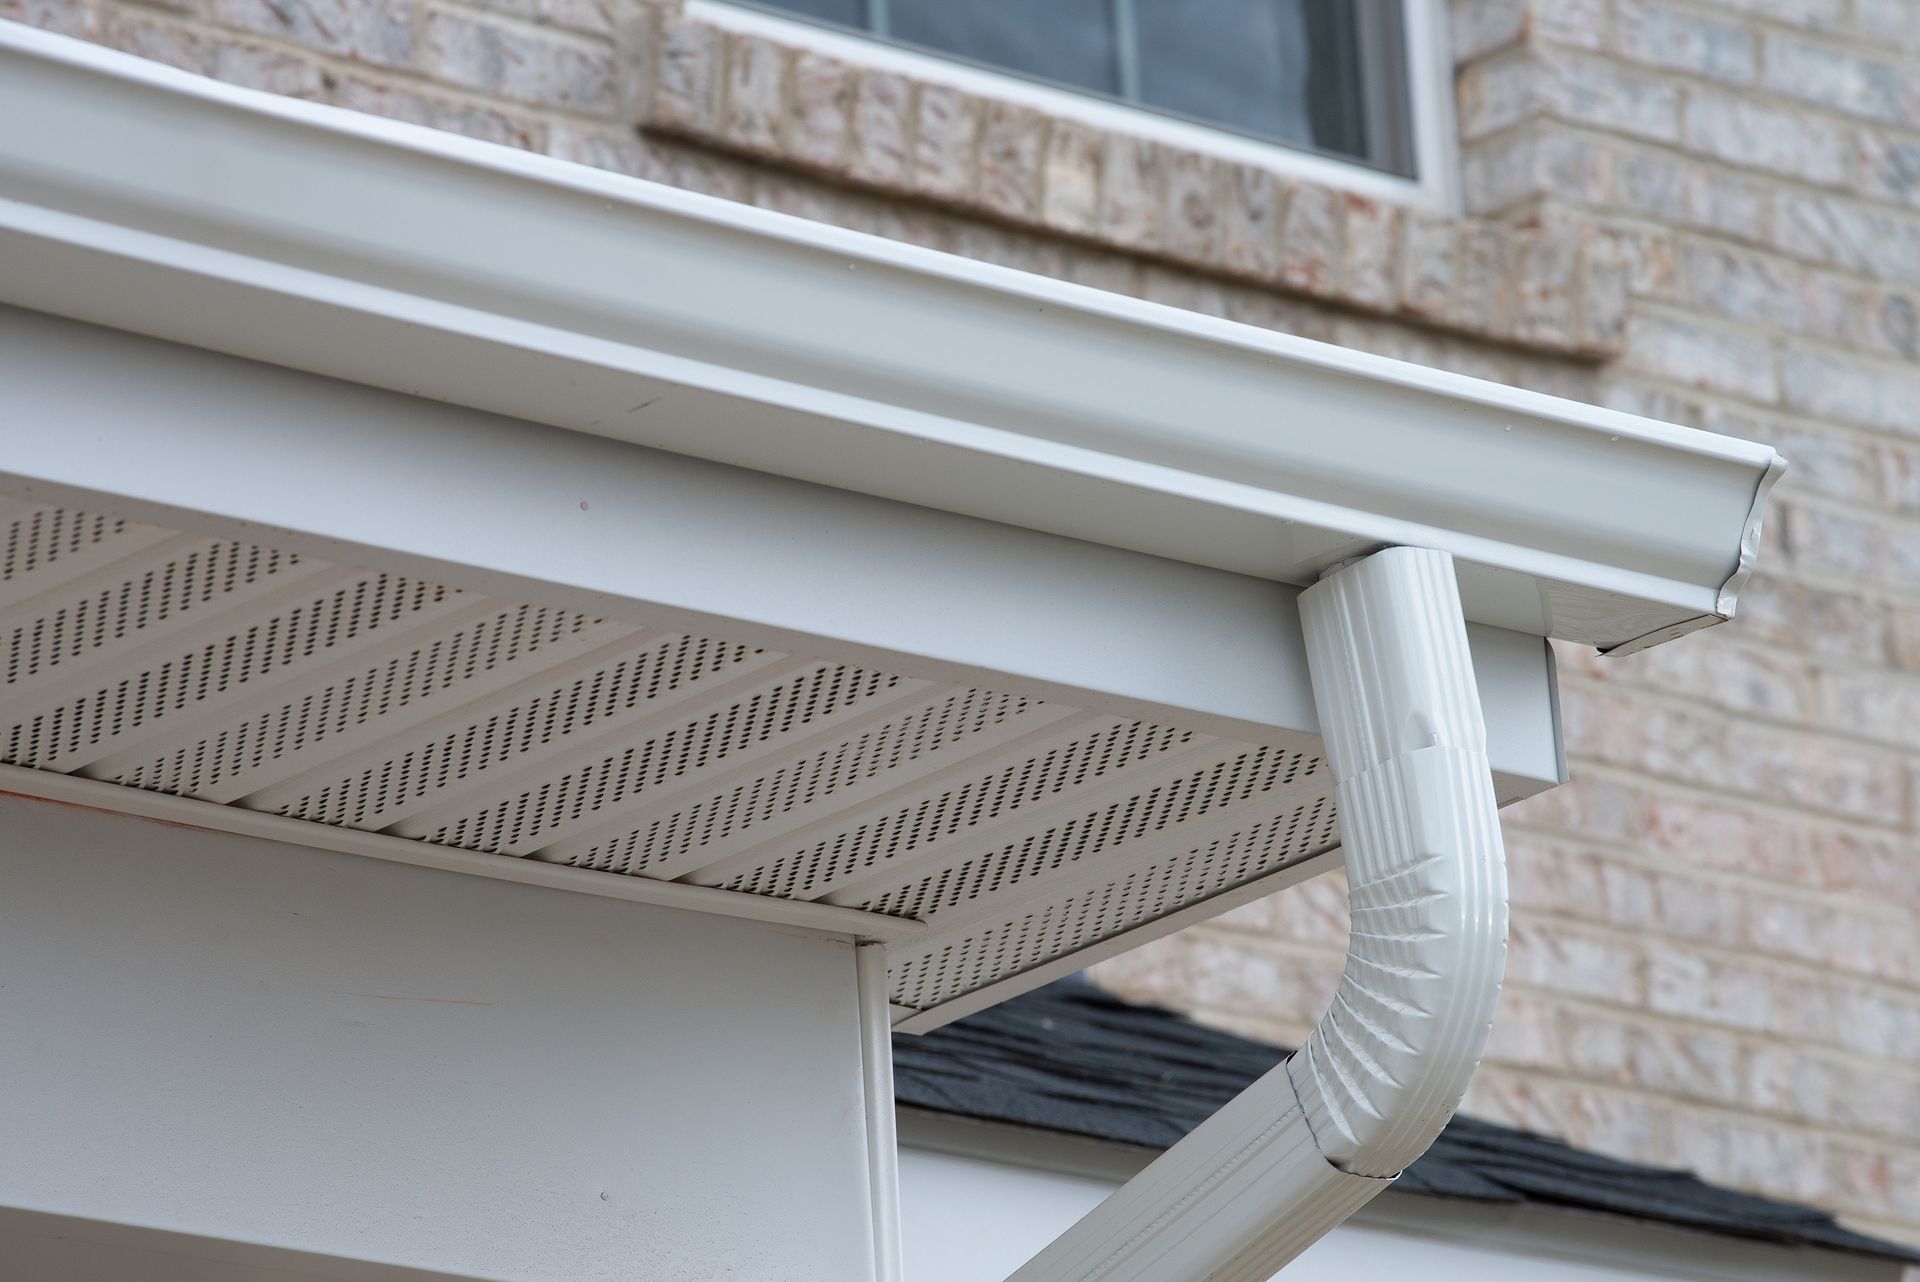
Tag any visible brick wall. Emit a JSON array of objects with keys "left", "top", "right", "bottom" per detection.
[{"left": 9, "top": 0, "right": 1920, "bottom": 1249}]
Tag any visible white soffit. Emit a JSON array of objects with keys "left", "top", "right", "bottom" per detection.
[
  {"left": 0, "top": 308, "right": 1564, "bottom": 1031},
  {"left": 0, "top": 492, "right": 1348, "bottom": 1029},
  {"left": 0, "top": 23, "right": 1780, "bottom": 655}
]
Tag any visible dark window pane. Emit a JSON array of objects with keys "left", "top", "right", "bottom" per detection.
[
  {"left": 751, "top": 0, "right": 869, "bottom": 27},
  {"left": 1135, "top": 0, "right": 1355, "bottom": 154},
  {"left": 741, "top": 0, "right": 1409, "bottom": 175},
  {"left": 1300, "top": 0, "right": 1372, "bottom": 162},
  {"left": 889, "top": 0, "right": 1120, "bottom": 97}
]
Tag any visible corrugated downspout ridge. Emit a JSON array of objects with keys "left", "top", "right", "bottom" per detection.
[
  {"left": 1005, "top": 546, "right": 1509, "bottom": 1280},
  {"left": 1291, "top": 548, "right": 1509, "bottom": 1179}
]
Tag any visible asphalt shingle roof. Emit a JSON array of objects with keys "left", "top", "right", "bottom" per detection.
[{"left": 893, "top": 977, "right": 1920, "bottom": 1265}]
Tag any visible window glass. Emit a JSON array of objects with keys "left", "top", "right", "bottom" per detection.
[
  {"left": 731, "top": 0, "right": 1411, "bottom": 175},
  {"left": 758, "top": 0, "right": 866, "bottom": 26},
  {"left": 890, "top": 0, "right": 1121, "bottom": 97},
  {"left": 1133, "top": 0, "right": 1314, "bottom": 148}
]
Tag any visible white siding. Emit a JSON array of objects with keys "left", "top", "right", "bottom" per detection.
[{"left": 0, "top": 794, "right": 878, "bottom": 1281}]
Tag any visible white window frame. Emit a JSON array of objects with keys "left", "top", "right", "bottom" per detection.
[{"left": 689, "top": 0, "right": 1463, "bottom": 212}]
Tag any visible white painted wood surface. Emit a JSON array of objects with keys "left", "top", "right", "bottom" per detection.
[
  {"left": 0, "top": 794, "right": 879, "bottom": 1281},
  {"left": 897, "top": 1141, "right": 1900, "bottom": 1282},
  {"left": 0, "top": 307, "right": 1567, "bottom": 796}
]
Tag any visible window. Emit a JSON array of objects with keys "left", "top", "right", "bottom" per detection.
[{"left": 729, "top": 0, "right": 1416, "bottom": 178}]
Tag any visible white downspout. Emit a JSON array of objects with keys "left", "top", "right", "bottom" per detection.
[{"left": 1005, "top": 546, "right": 1510, "bottom": 1281}]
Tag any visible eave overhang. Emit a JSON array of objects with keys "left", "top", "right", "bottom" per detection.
[
  {"left": 0, "top": 23, "right": 1780, "bottom": 657},
  {"left": 0, "top": 24, "right": 1776, "bottom": 1033}
]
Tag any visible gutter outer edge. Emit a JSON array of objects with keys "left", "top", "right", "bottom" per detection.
[
  {"left": 0, "top": 23, "right": 1780, "bottom": 655},
  {"left": 1716, "top": 451, "right": 1788, "bottom": 621},
  {"left": 1601, "top": 448, "right": 1785, "bottom": 659}
]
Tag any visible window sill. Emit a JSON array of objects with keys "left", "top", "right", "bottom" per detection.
[
  {"left": 691, "top": 1, "right": 1435, "bottom": 210},
  {"left": 625, "top": 1, "right": 1629, "bottom": 361}
]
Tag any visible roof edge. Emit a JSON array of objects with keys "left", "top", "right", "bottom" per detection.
[{"left": 0, "top": 23, "right": 1780, "bottom": 651}]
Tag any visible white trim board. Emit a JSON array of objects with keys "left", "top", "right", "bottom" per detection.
[
  {"left": 0, "top": 22, "right": 1780, "bottom": 656},
  {"left": 0, "top": 306, "right": 1567, "bottom": 798},
  {"left": 896, "top": 1112, "right": 1907, "bottom": 1282}
]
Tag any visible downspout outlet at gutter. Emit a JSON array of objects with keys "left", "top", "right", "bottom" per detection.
[{"left": 1005, "top": 547, "right": 1509, "bottom": 1281}]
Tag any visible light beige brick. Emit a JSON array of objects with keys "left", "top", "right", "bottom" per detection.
[
  {"left": 1853, "top": 129, "right": 1920, "bottom": 211},
  {"left": 975, "top": 102, "right": 1045, "bottom": 222},
  {"left": 1617, "top": 0, "right": 1757, "bottom": 83},
  {"left": 1631, "top": 1022, "right": 1746, "bottom": 1101},
  {"left": 1097, "top": 133, "right": 1158, "bottom": 248},
  {"left": 1535, "top": 0, "right": 1610, "bottom": 50},
  {"left": 1456, "top": 48, "right": 1539, "bottom": 140},
  {"left": 1763, "top": 31, "right": 1918, "bottom": 126},
  {"left": 1277, "top": 184, "right": 1341, "bottom": 297},
  {"left": 463, "top": 0, "right": 615, "bottom": 38},
  {"left": 1669, "top": 1109, "right": 1831, "bottom": 1203},
  {"left": 1693, "top": 168, "right": 1773, "bottom": 242},
  {"left": 717, "top": 32, "right": 783, "bottom": 154},
  {"left": 210, "top": 0, "right": 414, "bottom": 68},
  {"left": 649, "top": 12, "right": 720, "bottom": 132},
  {"left": 1832, "top": 987, "right": 1920, "bottom": 1064},
  {"left": 1154, "top": 150, "right": 1216, "bottom": 264},
  {"left": 1578, "top": 229, "right": 1631, "bottom": 350},
  {"left": 1685, "top": 87, "right": 1851, "bottom": 186},
  {"left": 1217, "top": 165, "right": 1280, "bottom": 281},
  {"left": 1510, "top": 920, "right": 1645, "bottom": 1003},
  {"left": 848, "top": 70, "right": 909, "bottom": 187},
  {"left": 1540, "top": 47, "right": 1684, "bottom": 143},
  {"left": 1, "top": 0, "right": 102, "bottom": 38},
  {"left": 1858, "top": 282, "right": 1920, "bottom": 362},
  {"left": 1854, "top": 0, "right": 1920, "bottom": 53},
  {"left": 332, "top": 73, "right": 545, "bottom": 149},
  {"left": 1777, "top": 191, "right": 1920, "bottom": 287},
  {"left": 1484, "top": 990, "right": 1565, "bottom": 1070},
  {"left": 421, "top": 8, "right": 617, "bottom": 114},
  {"left": 1781, "top": 344, "right": 1920, "bottom": 437},
  {"left": 1339, "top": 197, "right": 1401, "bottom": 312},
  {"left": 1715, "top": 0, "right": 1845, "bottom": 28},
  {"left": 102, "top": 9, "right": 212, "bottom": 73},
  {"left": 1648, "top": 948, "right": 1775, "bottom": 1033},
  {"left": 787, "top": 51, "right": 851, "bottom": 172},
  {"left": 910, "top": 83, "right": 977, "bottom": 204},
  {"left": 1462, "top": 125, "right": 1545, "bottom": 214},
  {"left": 1039, "top": 120, "right": 1100, "bottom": 238},
  {"left": 1456, "top": 220, "right": 1513, "bottom": 338},
  {"left": 1399, "top": 214, "right": 1459, "bottom": 320},
  {"left": 547, "top": 122, "right": 669, "bottom": 180},
  {"left": 1449, "top": 0, "right": 1527, "bottom": 63},
  {"left": 1622, "top": 309, "right": 1779, "bottom": 402},
  {"left": 1511, "top": 228, "right": 1577, "bottom": 346}
]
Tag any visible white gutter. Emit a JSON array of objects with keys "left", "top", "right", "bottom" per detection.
[
  {"left": 1007, "top": 547, "right": 1506, "bottom": 1281},
  {"left": 0, "top": 23, "right": 1779, "bottom": 655}
]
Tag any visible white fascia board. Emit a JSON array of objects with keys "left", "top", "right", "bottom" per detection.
[
  {"left": 0, "top": 23, "right": 1781, "bottom": 654},
  {"left": 0, "top": 305, "right": 1565, "bottom": 797}
]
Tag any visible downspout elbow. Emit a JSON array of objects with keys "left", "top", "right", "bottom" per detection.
[
  {"left": 1288, "top": 547, "right": 1509, "bottom": 1179},
  {"left": 1004, "top": 547, "right": 1508, "bottom": 1282}
]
